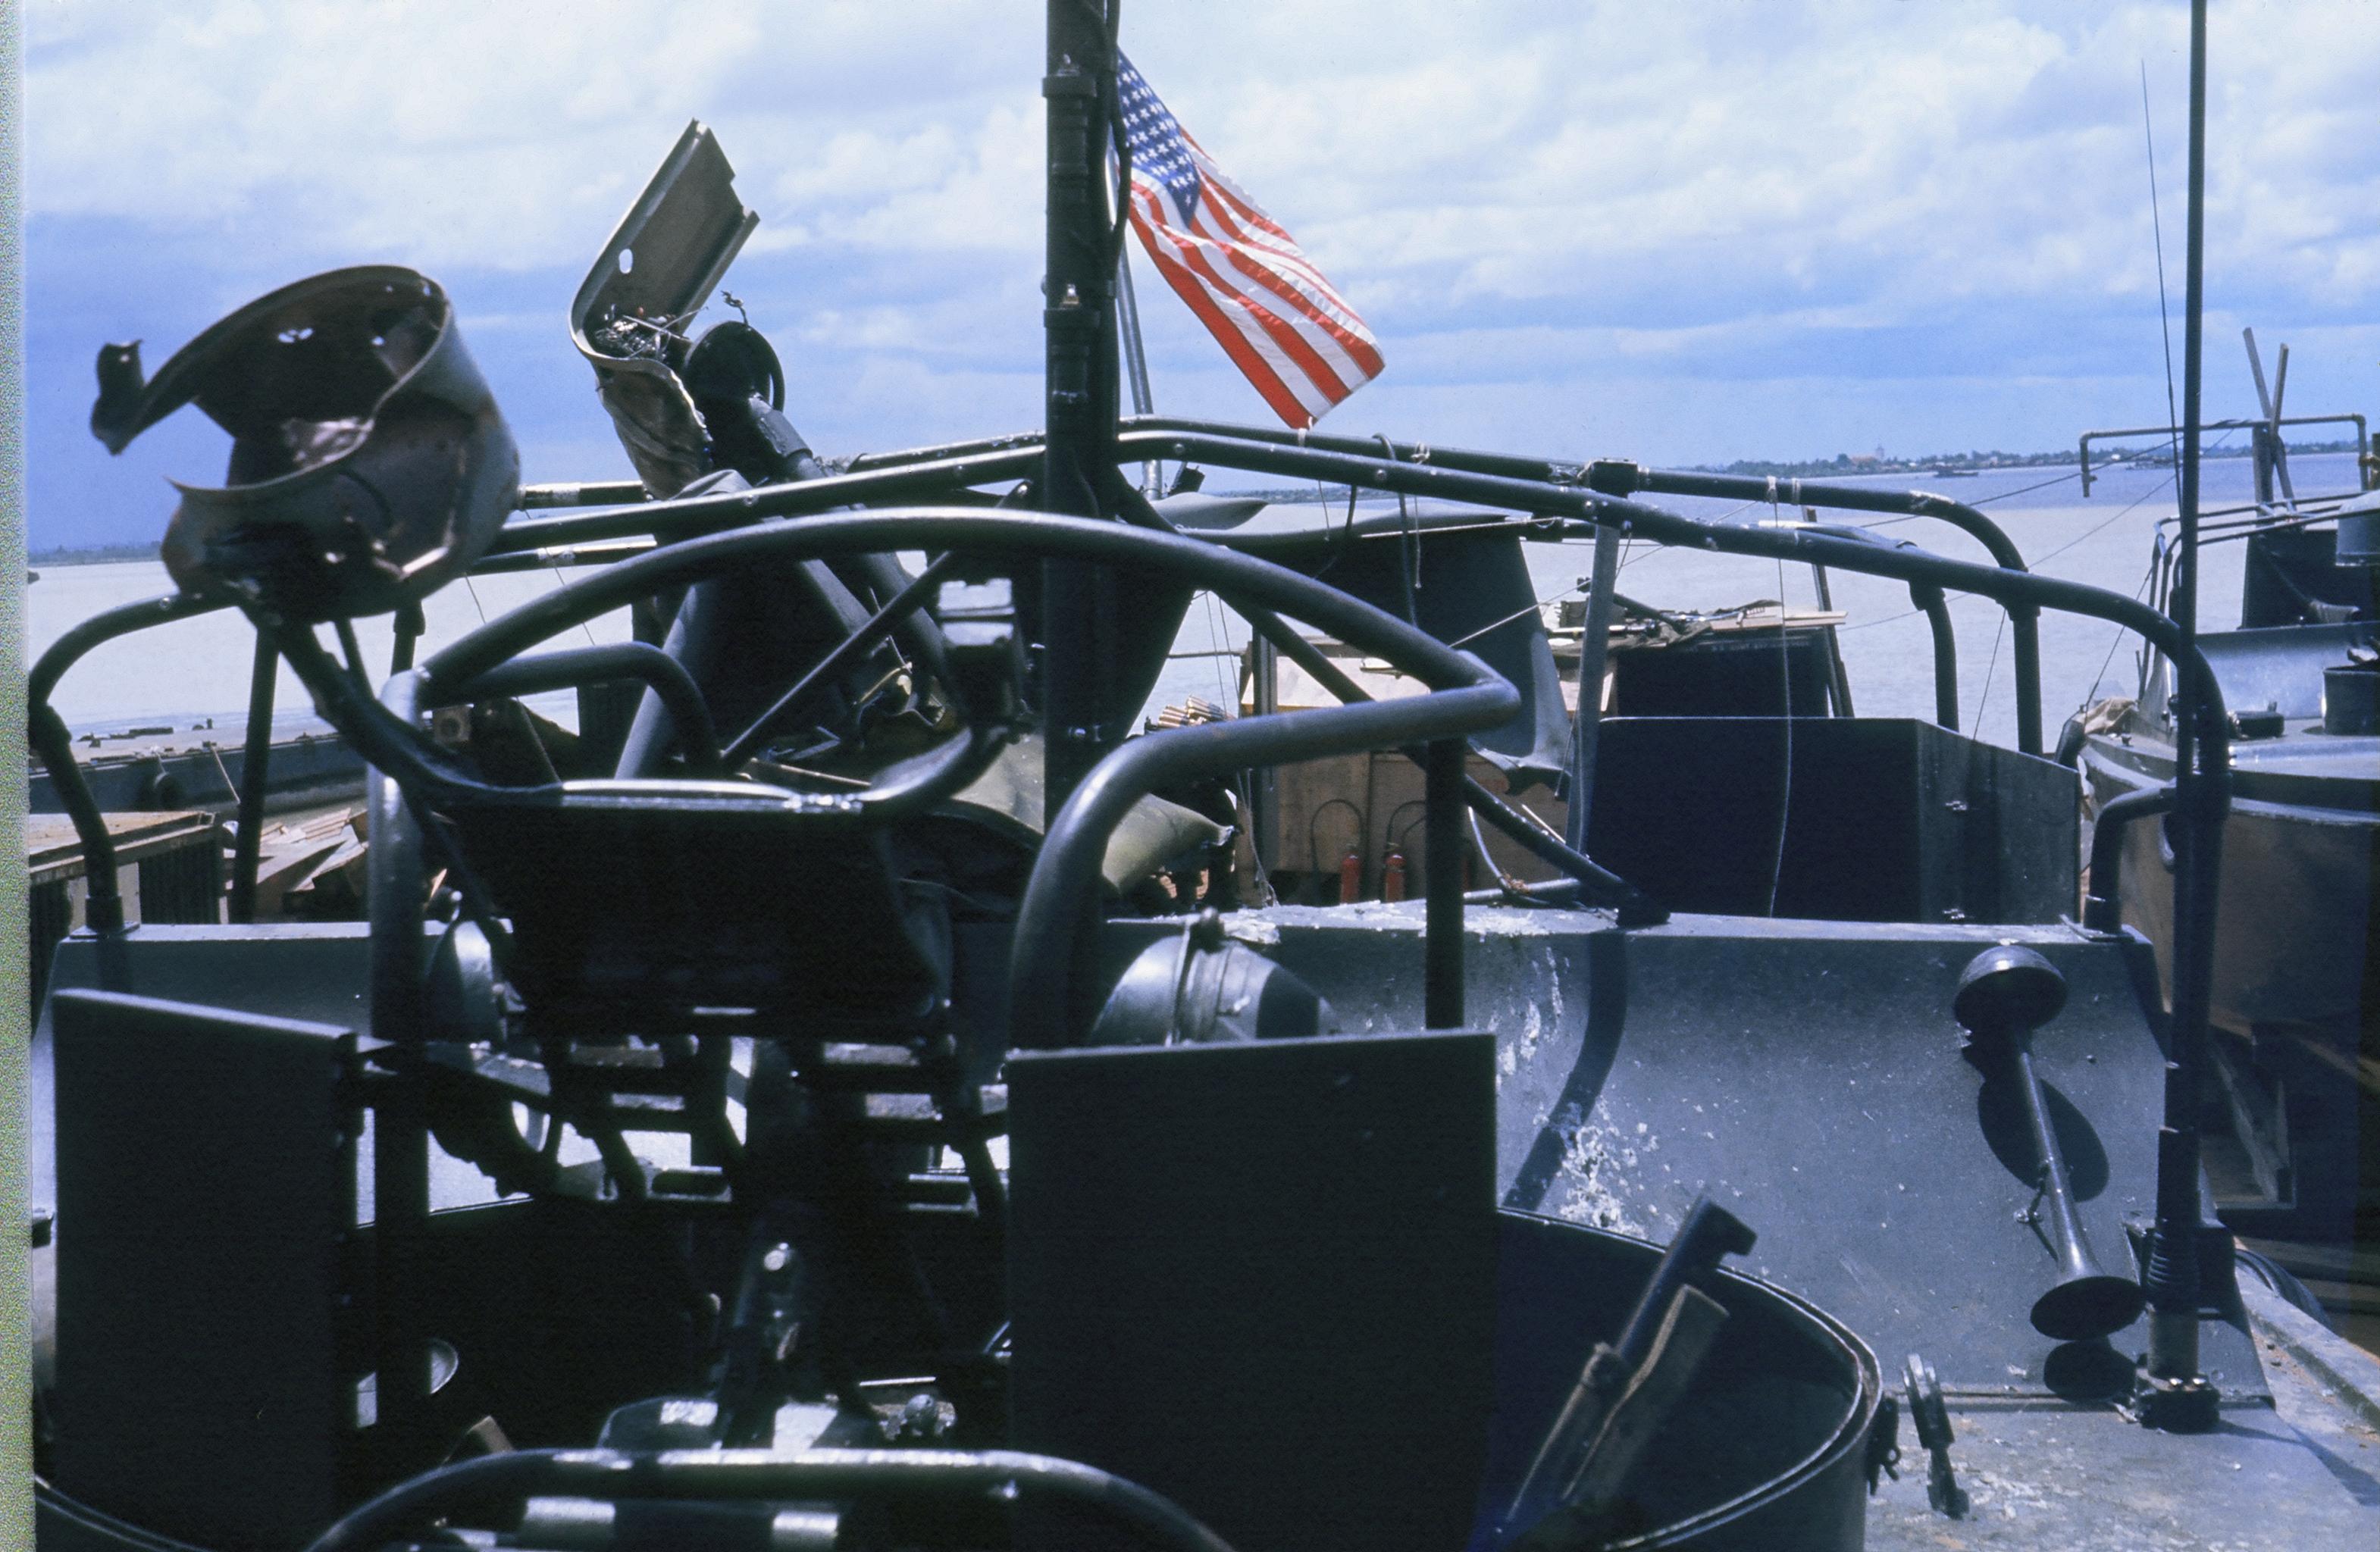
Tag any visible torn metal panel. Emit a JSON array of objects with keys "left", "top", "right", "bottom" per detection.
[
  {"left": 568, "top": 120, "right": 762, "bottom": 496},
  {"left": 89, "top": 266, "right": 516, "bottom": 621}
]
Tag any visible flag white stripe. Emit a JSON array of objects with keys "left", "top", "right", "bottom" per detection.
[
  {"left": 1120, "top": 55, "right": 1381, "bottom": 427},
  {"left": 1135, "top": 187, "right": 1336, "bottom": 418},
  {"left": 1136, "top": 177, "right": 1368, "bottom": 390},
  {"left": 1185, "top": 198, "right": 1376, "bottom": 365},
  {"left": 1189, "top": 155, "right": 1354, "bottom": 299}
]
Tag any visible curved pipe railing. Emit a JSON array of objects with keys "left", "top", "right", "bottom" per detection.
[
  {"left": 2083, "top": 783, "right": 2177, "bottom": 934},
  {"left": 472, "top": 511, "right": 1523, "bottom": 1050},
  {"left": 485, "top": 446, "right": 1043, "bottom": 555},
  {"left": 470, "top": 538, "right": 653, "bottom": 576},
  {"left": 1105, "top": 426, "right": 2234, "bottom": 1222},
  {"left": 1108, "top": 416, "right": 2048, "bottom": 755},
  {"left": 515, "top": 478, "right": 650, "bottom": 509},
  {"left": 1012, "top": 687, "right": 1516, "bottom": 1049},
  {"left": 1092, "top": 466, "right": 1658, "bottom": 918},
  {"left": 1106, "top": 425, "right": 2228, "bottom": 768},
  {"left": 666, "top": 411, "right": 2046, "bottom": 752},
  {"left": 273, "top": 509, "right": 1517, "bottom": 845},
  {"left": 1596, "top": 462, "right": 2040, "bottom": 753},
  {"left": 274, "top": 624, "right": 1009, "bottom": 834},
  {"left": 27, "top": 593, "right": 231, "bottom": 933},
  {"left": 421, "top": 510, "right": 1511, "bottom": 712},
  {"left": 452, "top": 642, "right": 722, "bottom": 775},
  {"left": 303, "top": 1448, "right": 1239, "bottom": 1552},
  {"left": 1916, "top": 586, "right": 1960, "bottom": 731},
  {"left": 487, "top": 418, "right": 2046, "bottom": 757},
  {"left": 1798, "top": 522, "right": 1960, "bottom": 731},
  {"left": 706, "top": 416, "right": 2053, "bottom": 752},
  {"left": 451, "top": 446, "right": 2228, "bottom": 912},
  {"left": 844, "top": 429, "right": 1049, "bottom": 474}
]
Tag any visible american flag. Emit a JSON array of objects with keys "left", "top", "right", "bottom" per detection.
[{"left": 1118, "top": 53, "right": 1384, "bottom": 429}]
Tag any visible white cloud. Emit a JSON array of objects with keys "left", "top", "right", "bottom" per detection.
[{"left": 23, "top": 0, "right": 2380, "bottom": 461}]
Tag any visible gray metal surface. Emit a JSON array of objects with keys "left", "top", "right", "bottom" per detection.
[
  {"left": 1007, "top": 1030, "right": 1499, "bottom": 1552},
  {"left": 1483, "top": 1212, "right": 1880, "bottom": 1550},
  {"left": 1864, "top": 1397, "right": 2376, "bottom": 1549},
  {"left": 33, "top": 924, "right": 377, "bottom": 1222},
  {"left": 2190, "top": 620, "right": 2379, "bottom": 722},
  {"left": 49, "top": 989, "right": 360, "bottom": 1550},
  {"left": 1154, "top": 906, "right": 2259, "bottom": 1397},
  {"left": 28, "top": 924, "right": 576, "bottom": 1409},
  {"left": 1584, "top": 718, "right": 2078, "bottom": 925}
]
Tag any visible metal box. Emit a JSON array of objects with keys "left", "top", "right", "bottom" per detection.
[
  {"left": 1586, "top": 717, "right": 2078, "bottom": 924},
  {"left": 1007, "top": 1029, "right": 1498, "bottom": 1552}
]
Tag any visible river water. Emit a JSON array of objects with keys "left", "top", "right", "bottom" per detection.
[{"left": 28, "top": 451, "right": 2363, "bottom": 755}]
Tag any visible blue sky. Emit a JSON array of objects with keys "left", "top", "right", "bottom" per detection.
[{"left": 23, "top": 0, "right": 2380, "bottom": 549}]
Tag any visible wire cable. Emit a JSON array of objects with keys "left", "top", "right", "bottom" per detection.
[{"left": 1763, "top": 480, "right": 1793, "bottom": 917}]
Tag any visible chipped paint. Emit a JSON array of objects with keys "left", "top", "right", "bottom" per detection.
[{"left": 1548, "top": 1106, "right": 1648, "bottom": 1236}]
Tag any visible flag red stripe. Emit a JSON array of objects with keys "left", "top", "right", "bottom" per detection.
[
  {"left": 1181, "top": 130, "right": 1298, "bottom": 243},
  {"left": 1132, "top": 175, "right": 1367, "bottom": 394},
  {"left": 1122, "top": 71, "right": 1381, "bottom": 427},
  {"left": 1187, "top": 167, "right": 1359, "bottom": 321},
  {"left": 1188, "top": 171, "right": 1368, "bottom": 323},
  {"left": 1195, "top": 203, "right": 1386, "bottom": 381},
  {"left": 1132, "top": 217, "right": 1320, "bottom": 427},
  {"left": 1135, "top": 184, "right": 1352, "bottom": 405},
  {"left": 1134, "top": 201, "right": 1334, "bottom": 421}
]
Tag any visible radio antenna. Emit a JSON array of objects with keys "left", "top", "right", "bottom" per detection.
[{"left": 2140, "top": 61, "right": 2183, "bottom": 477}]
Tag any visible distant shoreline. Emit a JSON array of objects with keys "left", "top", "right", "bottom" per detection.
[
  {"left": 1210, "top": 439, "right": 2361, "bottom": 501},
  {"left": 1673, "top": 437, "right": 2357, "bottom": 481},
  {"left": 27, "top": 543, "right": 163, "bottom": 568},
  {"left": 24, "top": 440, "right": 2363, "bottom": 560}
]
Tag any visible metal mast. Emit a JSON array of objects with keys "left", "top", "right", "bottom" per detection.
[
  {"left": 1041, "top": 0, "right": 1127, "bottom": 821},
  {"left": 2140, "top": 0, "right": 2222, "bottom": 1432}
]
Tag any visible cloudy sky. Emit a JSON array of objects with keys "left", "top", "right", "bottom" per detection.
[{"left": 22, "top": 0, "right": 2379, "bottom": 549}]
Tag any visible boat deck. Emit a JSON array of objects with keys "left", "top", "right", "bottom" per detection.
[{"left": 1869, "top": 1280, "right": 2378, "bottom": 1548}]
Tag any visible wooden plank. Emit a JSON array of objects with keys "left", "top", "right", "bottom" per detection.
[{"left": 26, "top": 811, "right": 219, "bottom": 883}]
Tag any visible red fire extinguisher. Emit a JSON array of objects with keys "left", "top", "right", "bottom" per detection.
[
  {"left": 1382, "top": 848, "right": 1407, "bottom": 902},
  {"left": 1339, "top": 846, "right": 1364, "bottom": 903}
]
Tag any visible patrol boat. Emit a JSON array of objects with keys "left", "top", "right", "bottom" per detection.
[{"left": 27, "top": 5, "right": 2378, "bottom": 1550}]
